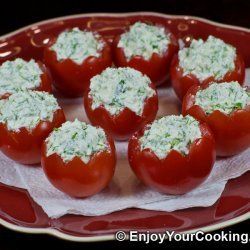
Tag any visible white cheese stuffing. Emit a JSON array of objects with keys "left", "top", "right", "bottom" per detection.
[
  {"left": 0, "top": 91, "right": 60, "bottom": 132},
  {"left": 140, "top": 115, "right": 202, "bottom": 158},
  {"left": 195, "top": 81, "right": 250, "bottom": 115},
  {"left": 45, "top": 119, "right": 108, "bottom": 164},
  {"left": 117, "top": 22, "right": 170, "bottom": 60},
  {"left": 0, "top": 58, "right": 43, "bottom": 96},
  {"left": 50, "top": 27, "right": 103, "bottom": 64},
  {"left": 89, "top": 67, "right": 155, "bottom": 116},
  {"left": 178, "top": 35, "right": 236, "bottom": 81}
]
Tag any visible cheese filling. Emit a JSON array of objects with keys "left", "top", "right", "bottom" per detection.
[
  {"left": 89, "top": 67, "right": 155, "bottom": 116},
  {"left": 195, "top": 81, "right": 250, "bottom": 115},
  {"left": 0, "top": 91, "right": 60, "bottom": 132},
  {"left": 50, "top": 27, "right": 103, "bottom": 64},
  {"left": 45, "top": 119, "right": 108, "bottom": 164},
  {"left": 0, "top": 58, "right": 43, "bottom": 96},
  {"left": 178, "top": 36, "right": 236, "bottom": 81},
  {"left": 140, "top": 115, "right": 202, "bottom": 158},
  {"left": 117, "top": 22, "right": 170, "bottom": 60}
]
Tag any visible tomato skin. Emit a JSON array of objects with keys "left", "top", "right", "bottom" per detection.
[
  {"left": 41, "top": 135, "right": 116, "bottom": 198},
  {"left": 0, "top": 61, "right": 52, "bottom": 100},
  {"left": 0, "top": 109, "right": 65, "bottom": 165},
  {"left": 182, "top": 85, "right": 250, "bottom": 156},
  {"left": 112, "top": 31, "right": 179, "bottom": 86},
  {"left": 128, "top": 123, "right": 215, "bottom": 195},
  {"left": 170, "top": 53, "right": 245, "bottom": 100},
  {"left": 35, "top": 62, "right": 53, "bottom": 93},
  {"left": 43, "top": 36, "right": 112, "bottom": 97},
  {"left": 84, "top": 83, "right": 158, "bottom": 141}
]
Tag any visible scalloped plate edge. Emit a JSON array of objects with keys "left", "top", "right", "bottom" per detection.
[{"left": 0, "top": 12, "right": 249, "bottom": 42}]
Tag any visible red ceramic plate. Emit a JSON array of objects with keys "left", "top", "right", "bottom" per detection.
[{"left": 0, "top": 12, "right": 249, "bottom": 242}]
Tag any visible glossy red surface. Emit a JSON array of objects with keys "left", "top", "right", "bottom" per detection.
[
  {"left": 0, "top": 109, "right": 65, "bottom": 165},
  {"left": 0, "top": 13, "right": 249, "bottom": 240},
  {"left": 0, "top": 172, "right": 249, "bottom": 237},
  {"left": 43, "top": 35, "right": 112, "bottom": 97},
  {"left": 112, "top": 31, "right": 179, "bottom": 86},
  {"left": 41, "top": 134, "right": 116, "bottom": 198},
  {"left": 170, "top": 53, "right": 245, "bottom": 100},
  {"left": 128, "top": 123, "right": 216, "bottom": 195},
  {"left": 182, "top": 85, "right": 250, "bottom": 156},
  {"left": 84, "top": 83, "right": 158, "bottom": 141}
]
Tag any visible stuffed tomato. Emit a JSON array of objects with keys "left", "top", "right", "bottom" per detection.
[
  {"left": 182, "top": 81, "right": 250, "bottom": 156},
  {"left": 0, "top": 90, "right": 65, "bottom": 164},
  {"left": 44, "top": 27, "right": 112, "bottom": 97},
  {"left": 128, "top": 115, "right": 215, "bottom": 195},
  {"left": 0, "top": 58, "right": 52, "bottom": 99},
  {"left": 84, "top": 67, "right": 158, "bottom": 140},
  {"left": 41, "top": 119, "right": 116, "bottom": 198},
  {"left": 171, "top": 35, "right": 245, "bottom": 100},
  {"left": 113, "top": 22, "right": 178, "bottom": 86}
]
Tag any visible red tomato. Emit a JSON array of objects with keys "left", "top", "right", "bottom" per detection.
[
  {"left": 43, "top": 35, "right": 112, "bottom": 97},
  {"left": 41, "top": 134, "right": 116, "bottom": 198},
  {"left": 35, "top": 62, "right": 53, "bottom": 93},
  {"left": 112, "top": 30, "right": 179, "bottom": 86},
  {"left": 128, "top": 122, "right": 215, "bottom": 195},
  {"left": 170, "top": 53, "right": 245, "bottom": 100},
  {"left": 182, "top": 85, "right": 250, "bottom": 156},
  {"left": 0, "top": 61, "right": 52, "bottom": 100},
  {"left": 0, "top": 109, "right": 65, "bottom": 165},
  {"left": 84, "top": 83, "right": 158, "bottom": 140}
]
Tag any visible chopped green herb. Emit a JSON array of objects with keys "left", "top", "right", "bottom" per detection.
[
  {"left": 0, "top": 58, "right": 42, "bottom": 96},
  {"left": 179, "top": 36, "right": 236, "bottom": 81},
  {"left": 89, "top": 67, "right": 155, "bottom": 116},
  {"left": 118, "top": 22, "right": 170, "bottom": 60},
  {"left": 46, "top": 119, "right": 108, "bottom": 164},
  {"left": 195, "top": 81, "right": 250, "bottom": 115},
  {"left": 51, "top": 27, "right": 103, "bottom": 65},
  {"left": 140, "top": 115, "right": 201, "bottom": 159},
  {"left": 72, "top": 132, "right": 78, "bottom": 140},
  {"left": 0, "top": 90, "right": 60, "bottom": 132}
]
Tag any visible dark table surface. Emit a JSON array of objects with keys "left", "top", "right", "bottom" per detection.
[{"left": 0, "top": 0, "right": 249, "bottom": 249}]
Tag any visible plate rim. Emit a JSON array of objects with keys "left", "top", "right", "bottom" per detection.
[
  {"left": 0, "top": 11, "right": 249, "bottom": 242},
  {"left": 0, "top": 11, "right": 249, "bottom": 41},
  {"left": 0, "top": 211, "right": 249, "bottom": 242}
]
